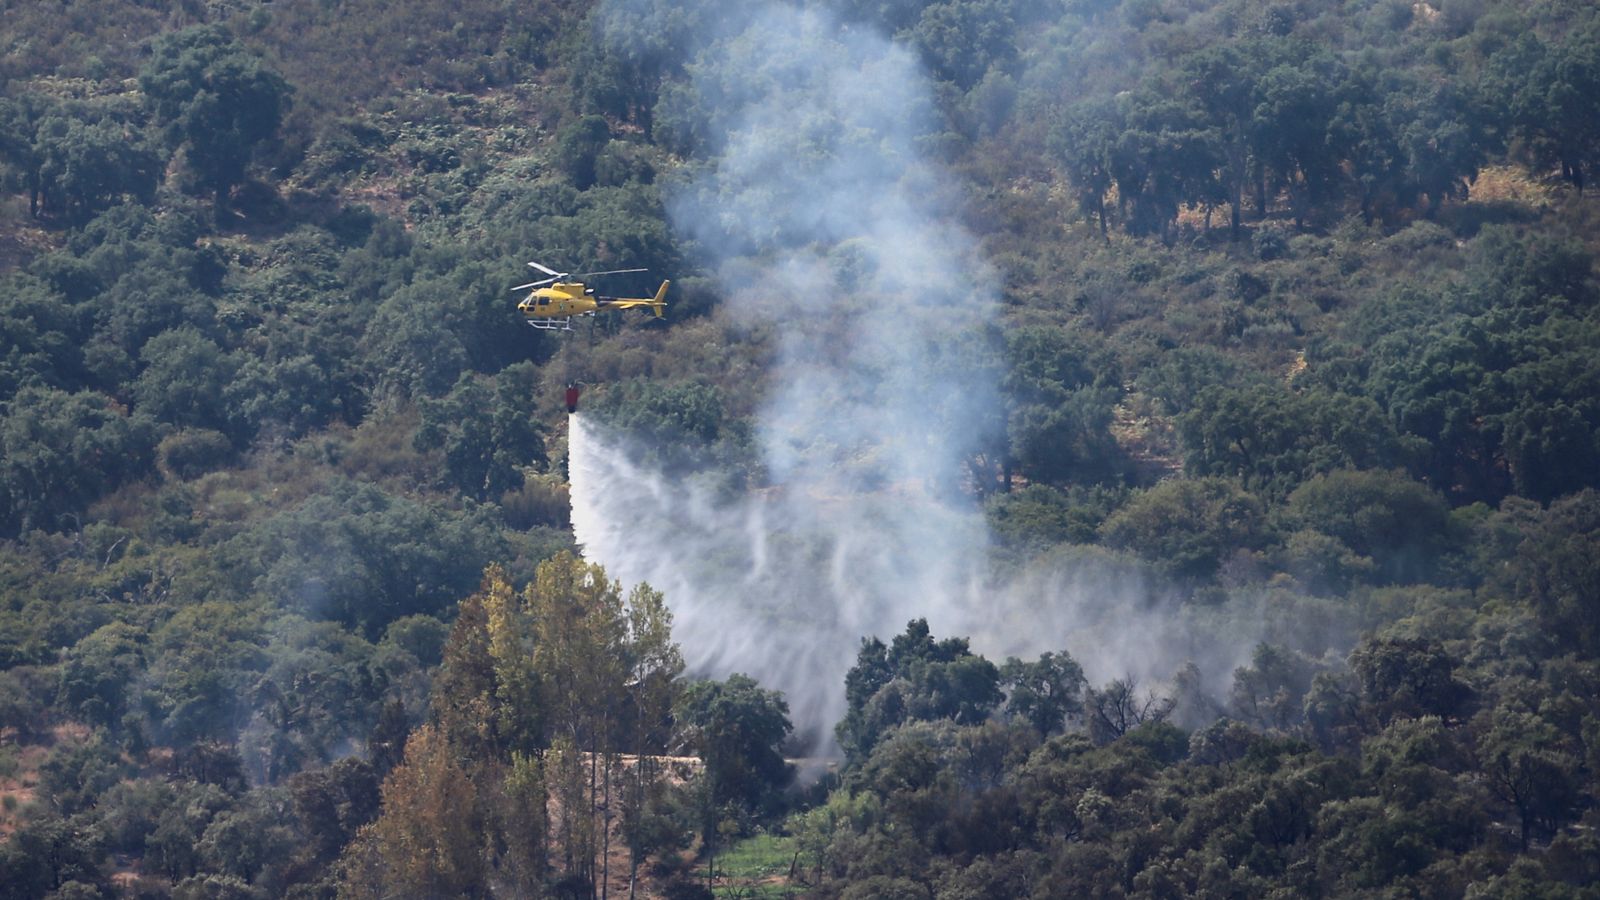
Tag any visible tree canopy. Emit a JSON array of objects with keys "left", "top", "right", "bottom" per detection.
[{"left": 3, "top": 0, "right": 1600, "bottom": 896}]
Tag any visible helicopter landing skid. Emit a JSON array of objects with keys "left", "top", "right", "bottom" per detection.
[{"left": 527, "top": 317, "right": 575, "bottom": 331}]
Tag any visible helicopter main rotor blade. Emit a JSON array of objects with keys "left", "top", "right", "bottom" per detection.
[
  {"left": 511, "top": 276, "right": 561, "bottom": 291},
  {"left": 573, "top": 267, "right": 648, "bottom": 278},
  {"left": 526, "top": 261, "right": 563, "bottom": 276}
]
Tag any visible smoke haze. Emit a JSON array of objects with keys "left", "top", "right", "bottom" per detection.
[{"left": 572, "top": 0, "right": 1268, "bottom": 743}]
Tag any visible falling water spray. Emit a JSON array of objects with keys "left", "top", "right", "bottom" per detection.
[{"left": 570, "top": 1, "right": 1267, "bottom": 745}]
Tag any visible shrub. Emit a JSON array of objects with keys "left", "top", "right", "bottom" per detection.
[{"left": 158, "top": 429, "right": 235, "bottom": 480}]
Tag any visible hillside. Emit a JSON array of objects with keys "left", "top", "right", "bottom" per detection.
[{"left": 2, "top": 0, "right": 1600, "bottom": 897}]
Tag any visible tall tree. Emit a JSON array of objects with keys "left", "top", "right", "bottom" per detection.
[
  {"left": 675, "top": 672, "right": 793, "bottom": 878},
  {"left": 527, "top": 552, "right": 633, "bottom": 895},
  {"left": 1250, "top": 54, "right": 1344, "bottom": 227},
  {"left": 1053, "top": 99, "right": 1122, "bottom": 238},
  {"left": 339, "top": 724, "right": 488, "bottom": 898},
  {"left": 620, "top": 582, "right": 683, "bottom": 897},
  {"left": 1178, "top": 41, "right": 1264, "bottom": 238}
]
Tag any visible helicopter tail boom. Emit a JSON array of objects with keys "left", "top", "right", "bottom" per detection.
[{"left": 598, "top": 280, "right": 669, "bottom": 315}]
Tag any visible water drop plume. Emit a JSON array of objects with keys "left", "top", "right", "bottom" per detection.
[
  {"left": 571, "top": 412, "right": 995, "bottom": 743},
  {"left": 571, "top": 0, "right": 1268, "bottom": 745}
]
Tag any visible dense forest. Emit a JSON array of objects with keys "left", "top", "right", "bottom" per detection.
[{"left": 2, "top": 0, "right": 1600, "bottom": 896}]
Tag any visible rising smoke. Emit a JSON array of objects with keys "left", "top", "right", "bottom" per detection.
[{"left": 572, "top": 0, "right": 1268, "bottom": 745}]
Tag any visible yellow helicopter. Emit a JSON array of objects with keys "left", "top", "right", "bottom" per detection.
[{"left": 512, "top": 261, "right": 669, "bottom": 331}]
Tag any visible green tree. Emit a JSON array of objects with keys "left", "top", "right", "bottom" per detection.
[
  {"left": 1388, "top": 74, "right": 1487, "bottom": 216},
  {"left": 620, "top": 574, "right": 685, "bottom": 889},
  {"left": 414, "top": 369, "right": 547, "bottom": 500},
  {"left": 493, "top": 752, "right": 550, "bottom": 896},
  {"left": 288, "top": 758, "right": 381, "bottom": 869},
  {"left": 0, "top": 386, "right": 157, "bottom": 536},
  {"left": 1228, "top": 643, "right": 1315, "bottom": 731},
  {"left": 986, "top": 483, "right": 1125, "bottom": 554},
  {"left": 1003, "top": 325, "right": 1125, "bottom": 486},
  {"left": 0, "top": 94, "right": 47, "bottom": 217},
  {"left": 1497, "top": 490, "right": 1600, "bottom": 656},
  {"left": 0, "top": 813, "right": 105, "bottom": 897},
  {"left": 140, "top": 25, "right": 292, "bottom": 213},
  {"left": 1499, "top": 401, "right": 1600, "bottom": 503},
  {"left": 238, "top": 622, "right": 389, "bottom": 784},
  {"left": 1001, "top": 651, "right": 1086, "bottom": 738},
  {"left": 1476, "top": 707, "right": 1582, "bottom": 851},
  {"left": 1109, "top": 90, "right": 1219, "bottom": 239},
  {"left": 1098, "top": 477, "right": 1264, "bottom": 582},
  {"left": 57, "top": 623, "right": 146, "bottom": 729},
  {"left": 142, "top": 603, "right": 269, "bottom": 746},
  {"left": 30, "top": 108, "right": 162, "bottom": 224},
  {"left": 1349, "top": 636, "right": 1473, "bottom": 726},
  {"left": 1175, "top": 40, "right": 1266, "bottom": 237},
  {"left": 360, "top": 284, "right": 471, "bottom": 405},
  {"left": 675, "top": 674, "right": 793, "bottom": 815},
  {"left": 132, "top": 327, "right": 241, "bottom": 437},
  {"left": 1349, "top": 227, "right": 1600, "bottom": 505},
  {"left": 196, "top": 791, "right": 297, "bottom": 883},
  {"left": 908, "top": 0, "right": 1017, "bottom": 90},
  {"left": 1333, "top": 63, "right": 1411, "bottom": 223},
  {"left": 0, "top": 273, "right": 87, "bottom": 399},
  {"left": 836, "top": 619, "right": 1003, "bottom": 760},
  {"left": 577, "top": 0, "right": 719, "bottom": 135},
  {"left": 38, "top": 732, "right": 131, "bottom": 817},
  {"left": 1053, "top": 99, "right": 1122, "bottom": 238},
  {"left": 222, "top": 481, "right": 505, "bottom": 635},
  {"left": 1284, "top": 469, "right": 1452, "bottom": 584},
  {"left": 1250, "top": 54, "right": 1344, "bottom": 227},
  {"left": 1492, "top": 27, "right": 1600, "bottom": 193},
  {"left": 523, "top": 553, "right": 625, "bottom": 888},
  {"left": 145, "top": 782, "right": 233, "bottom": 881},
  {"left": 427, "top": 587, "right": 500, "bottom": 759},
  {"left": 554, "top": 115, "right": 612, "bottom": 190},
  {"left": 0, "top": 666, "right": 50, "bottom": 743},
  {"left": 1176, "top": 386, "right": 1408, "bottom": 496},
  {"left": 426, "top": 557, "right": 681, "bottom": 893},
  {"left": 592, "top": 379, "right": 736, "bottom": 473}
]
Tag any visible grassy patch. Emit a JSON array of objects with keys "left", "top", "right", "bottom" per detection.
[{"left": 701, "top": 832, "right": 803, "bottom": 899}]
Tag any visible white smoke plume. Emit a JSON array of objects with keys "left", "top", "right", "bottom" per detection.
[{"left": 572, "top": 1, "right": 1268, "bottom": 744}]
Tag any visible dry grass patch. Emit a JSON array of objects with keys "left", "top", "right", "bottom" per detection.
[{"left": 1470, "top": 165, "right": 1557, "bottom": 209}]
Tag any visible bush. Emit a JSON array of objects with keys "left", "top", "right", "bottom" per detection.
[
  {"left": 158, "top": 429, "right": 236, "bottom": 480},
  {"left": 1285, "top": 469, "right": 1452, "bottom": 584},
  {"left": 499, "top": 476, "right": 570, "bottom": 530},
  {"left": 1252, "top": 223, "right": 1293, "bottom": 260},
  {"left": 1099, "top": 478, "right": 1266, "bottom": 582}
]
